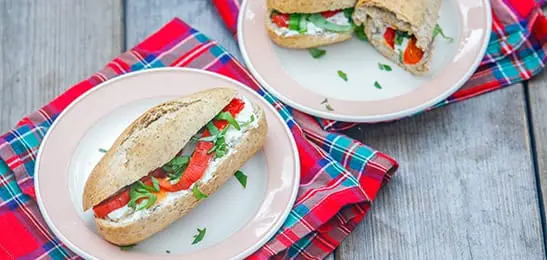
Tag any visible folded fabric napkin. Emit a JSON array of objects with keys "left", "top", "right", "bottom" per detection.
[
  {"left": 214, "top": 0, "right": 547, "bottom": 129},
  {"left": 0, "top": 0, "right": 545, "bottom": 259},
  {"left": 0, "top": 15, "right": 397, "bottom": 260}
]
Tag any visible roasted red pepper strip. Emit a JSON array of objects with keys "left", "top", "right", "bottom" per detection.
[
  {"left": 271, "top": 13, "right": 289, "bottom": 28},
  {"left": 321, "top": 10, "right": 338, "bottom": 18},
  {"left": 384, "top": 27, "right": 396, "bottom": 49},
  {"left": 403, "top": 37, "right": 424, "bottom": 64},
  {"left": 159, "top": 98, "right": 245, "bottom": 191}
]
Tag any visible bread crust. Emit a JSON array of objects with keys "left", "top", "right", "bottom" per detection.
[
  {"left": 267, "top": 0, "right": 356, "bottom": 13},
  {"left": 93, "top": 105, "right": 268, "bottom": 246},
  {"left": 82, "top": 88, "right": 237, "bottom": 211},
  {"left": 265, "top": 9, "right": 352, "bottom": 49}
]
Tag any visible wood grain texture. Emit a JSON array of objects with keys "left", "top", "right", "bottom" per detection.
[
  {"left": 339, "top": 86, "right": 544, "bottom": 259},
  {"left": 125, "top": 0, "right": 242, "bottom": 61},
  {"left": 0, "top": 0, "right": 123, "bottom": 132}
]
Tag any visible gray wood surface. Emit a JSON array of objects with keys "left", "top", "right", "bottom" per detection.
[
  {"left": 341, "top": 86, "right": 544, "bottom": 259},
  {"left": 1, "top": 0, "right": 545, "bottom": 259},
  {"left": 0, "top": 0, "right": 123, "bottom": 132}
]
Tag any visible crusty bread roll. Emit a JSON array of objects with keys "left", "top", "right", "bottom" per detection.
[
  {"left": 82, "top": 88, "right": 268, "bottom": 245},
  {"left": 267, "top": 0, "right": 357, "bottom": 14},
  {"left": 353, "top": 0, "right": 441, "bottom": 75},
  {"left": 264, "top": 9, "right": 353, "bottom": 49}
]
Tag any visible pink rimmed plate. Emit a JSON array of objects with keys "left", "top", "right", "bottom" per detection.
[
  {"left": 34, "top": 68, "right": 300, "bottom": 259},
  {"left": 238, "top": 0, "right": 492, "bottom": 122}
]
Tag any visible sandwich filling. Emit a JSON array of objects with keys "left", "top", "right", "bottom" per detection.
[
  {"left": 92, "top": 96, "right": 258, "bottom": 223},
  {"left": 379, "top": 26, "right": 423, "bottom": 65},
  {"left": 270, "top": 9, "right": 354, "bottom": 37}
]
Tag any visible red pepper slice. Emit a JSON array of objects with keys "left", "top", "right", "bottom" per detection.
[
  {"left": 384, "top": 27, "right": 396, "bottom": 49},
  {"left": 159, "top": 98, "right": 245, "bottom": 191},
  {"left": 271, "top": 13, "right": 289, "bottom": 28},
  {"left": 403, "top": 37, "right": 424, "bottom": 65},
  {"left": 321, "top": 10, "right": 338, "bottom": 18}
]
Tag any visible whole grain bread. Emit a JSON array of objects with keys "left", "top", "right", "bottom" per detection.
[
  {"left": 82, "top": 88, "right": 237, "bottom": 211},
  {"left": 94, "top": 104, "right": 268, "bottom": 246},
  {"left": 267, "top": 0, "right": 356, "bottom": 13}
]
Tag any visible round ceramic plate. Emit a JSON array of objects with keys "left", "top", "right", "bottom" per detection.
[
  {"left": 238, "top": 0, "right": 492, "bottom": 122},
  {"left": 34, "top": 68, "right": 300, "bottom": 259}
]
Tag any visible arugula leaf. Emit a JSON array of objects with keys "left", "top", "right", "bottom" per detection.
[
  {"left": 120, "top": 244, "right": 136, "bottom": 250},
  {"left": 374, "top": 81, "right": 383, "bottom": 89},
  {"left": 337, "top": 70, "right": 348, "bottom": 81},
  {"left": 151, "top": 176, "right": 160, "bottom": 192},
  {"left": 206, "top": 122, "right": 220, "bottom": 136},
  {"left": 98, "top": 148, "right": 108, "bottom": 153},
  {"left": 165, "top": 155, "right": 190, "bottom": 181},
  {"left": 343, "top": 8, "right": 354, "bottom": 19},
  {"left": 239, "top": 114, "right": 255, "bottom": 127},
  {"left": 353, "top": 24, "right": 368, "bottom": 41},
  {"left": 378, "top": 63, "right": 392, "bottom": 72},
  {"left": 234, "top": 170, "right": 248, "bottom": 188},
  {"left": 192, "top": 228, "right": 207, "bottom": 245},
  {"left": 216, "top": 112, "right": 240, "bottom": 130},
  {"left": 433, "top": 24, "right": 453, "bottom": 42},
  {"left": 308, "top": 48, "right": 327, "bottom": 59},
  {"left": 192, "top": 185, "right": 208, "bottom": 200}
]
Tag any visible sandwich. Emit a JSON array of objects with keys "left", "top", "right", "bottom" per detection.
[
  {"left": 82, "top": 88, "right": 268, "bottom": 246},
  {"left": 352, "top": 0, "right": 441, "bottom": 75},
  {"left": 265, "top": 0, "right": 358, "bottom": 48}
]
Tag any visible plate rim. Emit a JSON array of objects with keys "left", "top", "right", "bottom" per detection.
[
  {"left": 237, "top": 0, "right": 493, "bottom": 123},
  {"left": 34, "top": 67, "right": 301, "bottom": 259}
]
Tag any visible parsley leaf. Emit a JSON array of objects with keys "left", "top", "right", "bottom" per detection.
[
  {"left": 433, "top": 24, "right": 453, "bottom": 42},
  {"left": 337, "top": 70, "right": 348, "bottom": 81},
  {"left": 164, "top": 156, "right": 190, "bottom": 181},
  {"left": 308, "top": 48, "right": 327, "bottom": 59},
  {"left": 192, "top": 185, "right": 208, "bottom": 200},
  {"left": 120, "top": 244, "right": 136, "bottom": 250},
  {"left": 374, "top": 81, "right": 383, "bottom": 89},
  {"left": 234, "top": 170, "right": 248, "bottom": 188},
  {"left": 378, "top": 63, "right": 392, "bottom": 71},
  {"left": 192, "top": 228, "right": 207, "bottom": 245},
  {"left": 206, "top": 122, "right": 220, "bottom": 136},
  {"left": 98, "top": 148, "right": 108, "bottom": 153}
]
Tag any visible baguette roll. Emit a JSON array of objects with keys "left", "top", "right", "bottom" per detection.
[
  {"left": 352, "top": 0, "right": 441, "bottom": 75},
  {"left": 82, "top": 88, "right": 268, "bottom": 246}
]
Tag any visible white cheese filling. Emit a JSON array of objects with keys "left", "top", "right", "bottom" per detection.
[
  {"left": 106, "top": 96, "right": 257, "bottom": 223},
  {"left": 271, "top": 11, "right": 350, "bottom": 37}
]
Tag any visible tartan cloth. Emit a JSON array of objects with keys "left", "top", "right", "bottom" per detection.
[
  {"left": 214, "top": 0, "right": 547, "bottom": 130},
  {"left": 0, "top": 15, "right": 398, "bottom": 260}
]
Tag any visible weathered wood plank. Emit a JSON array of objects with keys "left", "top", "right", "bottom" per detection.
[
  {"left": 339, "top": 85, "right": 544, "bottom": 259},
  {"left": 0, "top": 0, "right": 123, "bottom": 132},
  {"left": 125, "top": 0, "right": 242, "bottom": 61}
]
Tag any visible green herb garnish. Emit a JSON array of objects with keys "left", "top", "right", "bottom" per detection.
[
  {"left": 216, "top": 112, "right": 240, "bottom": 130},
  {"left": 433, "top": 24, "right": 453, "bottom": 42},
  {"left": 99, "top": 148, "right": 108, "bottom": 153},
  {"left": 343, "top": 8, "right": 354, "bottom": 18},
  {"left": 239, "top": 114, "right": 255, "bottom": 127},
  {"left": 378, "top": 63, "right": 392, "bottom": 71},
  {"left": 234, "top": 170, "right": 248, "bottom": 188},
  {"left": 326, "top": 104, "right": 334, "bottom": 111},
  {"left": 337, "top": 70, "right": 348, "bottom": 81},
  {"left": 192, "top": 185, "right": 208, "bottom": 200},
  {"left": 353, "top": 24, "right": 368, "bottom": 41},
  {"left": 164, "top": 155, "right": 190, "bottom": 181},
  {"left": 166, "top": 250, "right": 171, "bottom": 254},
  {"left": 394, "top": 30, "right": 410, "bottom": 46},
  {"left": 398, "top": 51, "right": 404, "bottom": 63},
  {"left": 128, "top": 187, "right": 157, "bottom": 211},
  {"left": 120, "top": 244, "right": 136, "bottom": 250},
  {"left": 308, "top": 48, "right": 327, "bottom": 59},
  {"left": 321, "top": 98, "right": 328, "bottom": 104},
  {"left": 374, "top": 81, "right": 382, "bottom": 89},
  {"left": 192, "top": 228, "right": 207, "bottom": 245},
  {"left": 206, "top": 121, "right": 220, "bottom": 136}
]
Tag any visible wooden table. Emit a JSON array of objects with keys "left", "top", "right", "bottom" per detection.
[{"left": 1, "top": 1, "right": 546, "bottom": 259}]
